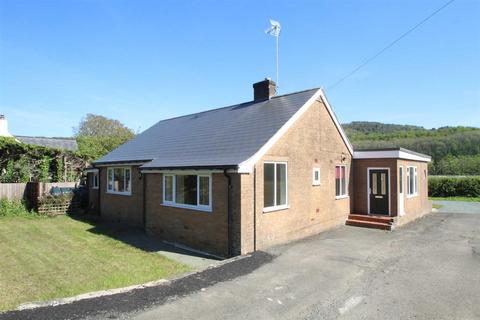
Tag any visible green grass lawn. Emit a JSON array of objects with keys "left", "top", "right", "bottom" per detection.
[
  {"left": 429, "top": 196, "right": 480, "bottom": 202},
  {"left": 0, "top": 215, "right": 190, "bottom": 311}
]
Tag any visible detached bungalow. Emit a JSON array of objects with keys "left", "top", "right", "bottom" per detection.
[{"left": 86, "top": 79, "right": 431, "bottom": 257}]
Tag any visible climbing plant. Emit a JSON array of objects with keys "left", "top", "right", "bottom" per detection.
[{"left": 0, "top": 137, "right": 87, "bottom": 183}]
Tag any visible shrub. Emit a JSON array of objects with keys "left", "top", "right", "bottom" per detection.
[
  {"left": 0, "top": 199, "right": 34, "bottom": 218},
  {"left": 429, "top": 176, "right": 480, "bottom": 197}
]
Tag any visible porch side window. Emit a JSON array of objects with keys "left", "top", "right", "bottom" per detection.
[
  {"left": 335, "top": 165, "right": 347, "bottom": 197},
  {"left": 407, "top": 166, "right": 418, "bottom": 196},
  {"left": 107, "top": 167, "right": 131, "bottom": 194},
  {"left": 162, "top": 173, "right": 211, "bottom": 211},
  {"left": 264, "top": 162, "right": 288, "bottom": 211},
  {"left": 399, "top": 167, "right": 403, "bottom": 193}
]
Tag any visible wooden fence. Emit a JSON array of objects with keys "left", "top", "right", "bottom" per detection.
[
  {"left": 0, "top": 182, "right": 78, "bottom": 201},
  {"left": 0, "top": 183, "right": 29, "bottom": 200}
]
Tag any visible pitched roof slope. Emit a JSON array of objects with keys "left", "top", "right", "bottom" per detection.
[
  {"left": 95, "top": 88, "right": 320, "bottom": 168},
  {"left": 16, "top": 136, "right": 78, "bottom": 151}
]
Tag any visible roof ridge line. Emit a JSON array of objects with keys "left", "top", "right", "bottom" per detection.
[{"left": 150, "top": 87, "right": 322, "bottom": 126}]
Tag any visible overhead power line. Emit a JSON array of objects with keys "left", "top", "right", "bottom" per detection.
[{"left": 327, "top": 0, "right": 456, "bottom": 90}]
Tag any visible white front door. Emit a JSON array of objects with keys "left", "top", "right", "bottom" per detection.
[{"left": 398, "top": 166, "right": 405, "bottom": 216}]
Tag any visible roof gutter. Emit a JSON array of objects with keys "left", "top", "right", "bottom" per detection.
[{"left": 140, "top": 165, "right": 238, "bottom": 173}]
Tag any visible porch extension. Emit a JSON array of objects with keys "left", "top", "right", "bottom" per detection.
[{"left": 346, "top": 214, "right": 395, "bottom": 231}]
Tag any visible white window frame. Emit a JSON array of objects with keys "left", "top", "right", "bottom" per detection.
[
  {"left": 335, "top": 165, "right": 349, "bottom": 199},
  {"left": 162, "top": 172, "right": 212, "bottom": 212},
  {"left": 406, "top": 166, "right": 418, "bottom": 197},
  {"left": 263, "top": 161, "right": 289, "bottom": 213},
  {"left": 312, "top": 167, "right": 321, "bottom": 186},
  {"left": 106, "top": 167, "right": 132, "bottom": 196},
  {"left": 92, "top": 172, "right": 99, "bottom": 189}
]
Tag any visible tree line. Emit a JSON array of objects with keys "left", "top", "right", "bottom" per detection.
[{"left": 342, "top": 122, "right": 480, "bottom": 175}]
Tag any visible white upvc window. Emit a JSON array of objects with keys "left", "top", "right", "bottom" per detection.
[
  {"left": 407, "top": 166, "right": 418, "bottom": 197},
  {"left": 312, "top": 167, "right": 321, "bottom": 186},
  {"left": 162, "top": 173, "right": 212, "bottom": 212},
  {"left": 263, "top": 162, "right": 288, "bottom": 212},
  {"left": 92, "top": 172, "right": 99, "bottom": 189},
  {"left": 335, "top": 165, "right": 348, "bottom": 198},
  {"left": 107, "top": 167, "right": 131, "bottom": 195}
]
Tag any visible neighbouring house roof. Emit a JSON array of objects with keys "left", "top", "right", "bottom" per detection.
[
  {"left": 15, "top": 136, "right": 78, "bottom": 151},
  {"left": 353, "top": 147, "right": 431, "bottom": 162},
  {"left": 94, "top": 88, "right": 353, "bottom": 172}
]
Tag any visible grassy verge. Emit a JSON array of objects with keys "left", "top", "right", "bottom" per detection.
[
  {"left": 432, "top": 203, "right": 444, "bottom": 209},
  {"left": 0, "top": 214, "right": 190, "bottom": 311},
  {"left": 429, "top": 196, "right": 480, "bottom": 202}
]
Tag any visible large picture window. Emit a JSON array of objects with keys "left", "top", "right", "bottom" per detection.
[
  {"left": 264, "top": 162, "right": 288, "bottom": 212},
  {"left": 335, "top": 165, "right": 348, "bottom": 198},
  {"left": 407, "top": 166, "right": 418, "bottom": 196},
  {"left": 163, "top": 173, "right": 211, "bottom": 211},
  {"left": 107, "top": 167, "right": 131, "bottom": 195}
]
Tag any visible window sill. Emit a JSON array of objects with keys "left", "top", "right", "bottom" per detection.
[
  {"left": 335, "top": 195, "right": 349, "bottom": 200},
  {"left": 92, "top": 187, "right": 98, "bottom": 189},
  {"left": 161, "top": 203, "right": 212, "bottom": 213},
  {"left": 312, "top": 183, "right": 321, "bottom": 186},
  {"left": 106, "top": 191, "right": 131, "bottom": 196},
  {"left": 406, "top": 193, "right": 418, "bottom": 198},
  {"left": 263, "top": 205, "right": 290, "bottom": 213}
]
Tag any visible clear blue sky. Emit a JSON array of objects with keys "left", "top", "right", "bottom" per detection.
[{"left": 1, "top": 0, "right": 479, "bottom": 137}]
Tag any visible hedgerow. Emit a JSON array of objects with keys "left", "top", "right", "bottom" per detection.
[{"left": 429, "top": 176, "right": 480, "bottom": 197}]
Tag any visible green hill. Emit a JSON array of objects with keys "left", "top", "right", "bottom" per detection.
[{"left": 342, "top": 122, "right": 480, "bottom": 175}]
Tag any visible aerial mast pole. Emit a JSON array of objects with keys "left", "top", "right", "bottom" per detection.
[{"left": 265, "top": 19, "right": 281, "bottom": 88}]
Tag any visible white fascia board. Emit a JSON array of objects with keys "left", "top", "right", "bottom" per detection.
[
  {"left": 318, "top": 89, "right": 354, "bottom": 155},
  {"left": 141, "top": 169, "right": 224, "bottom": 174},
  {"left": 353, "top": 150, "right": 431, "bottom": 162},
  {"left": 398, "top": 150, "right": 432, "bottom": 162},
  {"left": 237, "top": 88, "right": 354, "bottom": 174},
  {"left": 84, "top": 168, "right": 99, "bottom": 173},
  {"left": 237, "top": 89, "right": 322, "bottom": 173}
]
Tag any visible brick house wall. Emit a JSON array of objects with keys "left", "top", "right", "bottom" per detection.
[
  {"left": 238, "top": 99, "right": 353, "bottom": 253},
  {"left": 352, "top": 158, "right": 431, "bottom": 224},
  {"left": 353, "top": 158, "right": 398, "bottom": 216},
  {"left": 144, "top": 172, "right": 232, "bottom": 257},
  {"left": 397, "top": 159, "right": 431, "bottom": 226},
  {"left": 98, "top": 166, "right": 144, "bottom": 227}
]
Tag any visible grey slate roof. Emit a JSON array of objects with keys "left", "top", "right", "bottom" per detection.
[
  {"left": 94, "top": 88, "right": 320, "bottom": 169},
  {"left": 16, "top": 136, "right": 78, "bottom": 151}
]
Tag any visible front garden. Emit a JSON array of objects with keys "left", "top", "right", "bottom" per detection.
[{"left": 0, "top": 201, "right": 190, "bottom": 311}]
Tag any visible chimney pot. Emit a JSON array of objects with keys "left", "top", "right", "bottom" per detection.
[{"left": 253, "top": 78, "right": 277, "bottom": 101}]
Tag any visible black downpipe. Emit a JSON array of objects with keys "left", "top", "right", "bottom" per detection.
[
  {"left": 142, "top": 172, "right": 147, "bottom": 229},
  {"left": 253, "top": 165, "right": 257, "bottom": 251},
  {"left": 223, "top": 169, "right": 232, "bottom": 257},
  {"left": 97, "top": 168, "right": 101, "bottom": 216}
]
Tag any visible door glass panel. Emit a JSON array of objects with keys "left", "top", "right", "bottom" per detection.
[
  {"left": 372, "top": 173, "right": 377, "bottom": 194},
  {"left": 381, "top": 173, "right": 386, "bottom": 195}
]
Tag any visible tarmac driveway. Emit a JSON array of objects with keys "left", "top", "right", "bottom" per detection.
[{"left": 134, "top": 209, "right": 480, "bottom": 320}]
